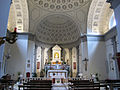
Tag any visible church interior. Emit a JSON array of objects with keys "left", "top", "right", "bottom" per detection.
[{"left": 0, "top": 0, "right": 120, "bottom": 90}]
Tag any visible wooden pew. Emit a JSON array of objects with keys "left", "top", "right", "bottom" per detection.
[
  {"left": 68, "top": 80, "right": 108, "bottom": 90},
  {"left": 18, "top": 80, "right": 52, "bottom": 90},
  {"left": 104, "top": 80, "right": 120, "bottom": 90}
]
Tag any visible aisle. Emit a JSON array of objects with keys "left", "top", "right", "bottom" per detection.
[{"left": 52, "top": 83, "right": 69, "bottom": 90}]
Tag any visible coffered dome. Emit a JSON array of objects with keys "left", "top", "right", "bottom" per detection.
[
  {"left": 35, "top": 14, "right": 80, "bottom": 44},
  {"left": 32, "top": 0, "right": 89, "bottom": 12}
]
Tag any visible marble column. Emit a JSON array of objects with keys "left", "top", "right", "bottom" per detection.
[
  {"left": 64, "top": 48, "right": 70, "bottom": 64},
  {"left": 79, "top": 43, "right": 83, "bottom": 73},
  {"left": 36, "top": 46, "right": 42, "bottom": 76},
  {"left": 72, "top": 47, "right": 77, "bottom": 77},
  {"left": 81, "top": 36, "right": 88, "bottom": 74},
  {"left": 41, "top": 47, "right": 45, "bottom": 70},
  {"left": 44, "top": 48, "right": 49, "bottom": 65},
  {"left": 0, "top": 0, "right": 12, "bottom": 77},
  {"left": 76, "top": 46, "right": 79, "bottom": 76},
  {"left": 69, "top": 48, "right": 72, "bottom": 77},
  {"left": 113, "top": 1, "right": 120, "bottom": 52},
  {"left": 111, "top": 37, "right": 119, "bottom": 78}
]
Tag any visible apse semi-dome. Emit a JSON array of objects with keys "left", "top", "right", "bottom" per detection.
[{"left": 35, "top": 14, "right": 80, "bottom": 44}]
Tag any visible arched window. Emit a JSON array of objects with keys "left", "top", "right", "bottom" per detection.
[{"left": 109, "top": 13, "right": 116, "bottom": 29}]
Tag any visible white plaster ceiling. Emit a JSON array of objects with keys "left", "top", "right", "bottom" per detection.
[
  {"left": 28, "top": 0, "right": 91, "bottom": 44},
  {"left": 8, "top": 0, "right": 29, "bottom": 32},
  {"left": 32, "top": 0, "right": 89, "bottom": 12},
  {"left": 8, "top": 0, "right": 114, "bottom": 44},
  {"left": 35, "top": 14, "right": 80, "bottom": 44},
  {"left": 87, "top": 0, "right": 113, "bottom": 35}
]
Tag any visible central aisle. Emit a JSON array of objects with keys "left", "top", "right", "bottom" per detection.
[{"left": 52, "top": 83, "right": 69, "bottom": 90}]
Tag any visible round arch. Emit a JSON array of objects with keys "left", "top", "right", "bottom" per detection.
[
  {"left": 7, "top": 0, "right": 29, "bottom": 32},
  {"left": 87, "top": 0, "right": 113, "bottom": 35}
]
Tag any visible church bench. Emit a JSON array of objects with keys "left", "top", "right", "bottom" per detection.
[
  {"left": 23, "top": 88, "right": 51, "bottom": 90},
  {"left": 28, "top": 80, "right": 52, "bottom": 84},
  {"left": 18, "top": 85, "right": 52, "bottom": 90},
  {"left": 68, "top": 80, "right": 108, "bottom": 90},
  {"left": 100, "top": 80, "right": 120, "bottom": 90},
  {"left": 71, "top": 84, "right": 108, "bottom": 90},
  {"left": 23, "top": 84, "right": 52, "bottom": 88},
  {"left": 23, "top": 82, "right": 52, "bottom": 85},
  {"left": 74, "top": 88, "right": 100, "bottom": 90},
  {"left": 19, "top": 80, "right": 52, "bottom": 90},
  {"left": 68, "top": 80, "right": 94, "bottom": 86}
]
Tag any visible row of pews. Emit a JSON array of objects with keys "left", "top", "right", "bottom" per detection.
[
  {"left": 18, "top": 79, "right": 52, "bottom": 90},
  {"left": 68, "top": 80, "right": 108, "bottom": 90}
]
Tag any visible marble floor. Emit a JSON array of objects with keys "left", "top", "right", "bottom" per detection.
[{"left": 52, "top": 83, "right": 69, "bottom": 90}]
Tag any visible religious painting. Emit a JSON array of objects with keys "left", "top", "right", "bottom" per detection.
[
  {"left": 26, "top": 72, "right": 30, "bottom": 77},
  {"left": 73, "top": 62, "right": 76, "bottom": 69},
  {"left": 37, "top": 62, "right": 40, "bottom": 69},
  {"left": 54, "top": 52, "right": 59, "bottom": 59}
]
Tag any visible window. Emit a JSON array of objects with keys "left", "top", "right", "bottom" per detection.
[{"left": 109, "top": 13, "right": 116, "bottom": 29}]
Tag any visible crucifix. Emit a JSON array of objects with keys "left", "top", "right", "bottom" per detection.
[{"left": 83, "top": 58, "right": 88, "bottom": 71}]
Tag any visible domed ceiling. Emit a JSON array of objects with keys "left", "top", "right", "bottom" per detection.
[{"left": 35, "top": 14, "right": 80, "bottom": 44}]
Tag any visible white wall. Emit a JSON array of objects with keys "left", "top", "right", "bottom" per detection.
[
  {"left": 114, "top": 4, "right": 120, "bottom": 52},
  {"left": 105, "top": 39, "right": 117, "bottom": 79},
  {"left": 26, "top": 40, "right": 35, "bottom": 77},
  {"left": 5, "top": 37, "right": 28, "bottom": 80},
  {"left": 72, "top": 47, "right": 77, "bottom": 77},
  {"left": 87, "top": 40, "right": 108, "bottom": 80},
  {"left": 36, "top": 46, "right": 42, "bottom": 76}
]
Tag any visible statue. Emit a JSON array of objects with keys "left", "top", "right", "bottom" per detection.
[{"left": 0, "top": 28, "right": 18, "bottom": 46}]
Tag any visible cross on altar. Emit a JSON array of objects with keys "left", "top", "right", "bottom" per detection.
[{"left": 83, "top": 58, "right": 88, "bottom": 71}]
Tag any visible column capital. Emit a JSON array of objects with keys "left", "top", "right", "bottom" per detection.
[{"left": 106, "top": 0, "right": 120, "bottom": 9}]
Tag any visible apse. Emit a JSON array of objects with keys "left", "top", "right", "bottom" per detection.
[{"left": 35, "top": 14, "right": 80, "bottom": 44}]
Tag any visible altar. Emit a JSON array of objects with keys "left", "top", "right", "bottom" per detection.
[
  {"left": 47, "top": 70, "right": 67, "bottom": 83},
  {"left": 45, "top": 45, "right": 70, "bottom": 84}
]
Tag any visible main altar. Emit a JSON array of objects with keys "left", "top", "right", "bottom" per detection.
[{"left": 45, "top": 45, "right": 70, "bottom": 84}]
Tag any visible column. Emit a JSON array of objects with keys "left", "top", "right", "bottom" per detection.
[
  {"left": 81, "top": 36, "right": 88, "bottom": 74},
  {"left": 64, "top": 48, "right": 70, "bottom": 64},
  {"left": 76, "top": 46, "right": 79, "bottom": 76},
  {"left": 72, "top": 47, "right": 77, "bottom": 77},
  {"left": 107, "top": 0, "right": 120, "bottom": 51},
  {"left": 41, "top": 47, "right": 45, "bottom": 69},
  {"left": 79, "top": 43, "right": 83, "bottom": 73},
  {"left": 69, "top": 48, "right": 72, "bottom": 77},
  {"left": 36, "top": 46, "right": 42, "bottom": 77},
  {"left": 107, "top": 0, "right": 120, "bottom": 79},
  {"left": 44, "top": 48, "right": 49, "bottom": 65},
  {"left": 0, "top": 0, "right": 12, "bottom": 77},
  {"left": 111, "top": 37, "right": 119, "bottom": 78}
]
